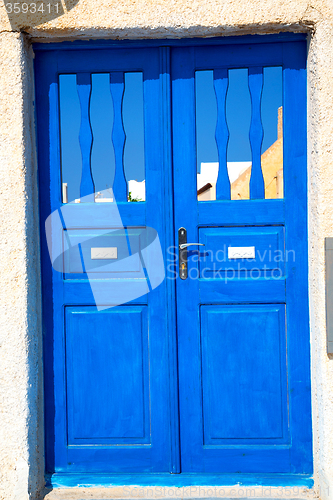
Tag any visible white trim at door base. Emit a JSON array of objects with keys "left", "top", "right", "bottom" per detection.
[
  {"left": 43, "top": 474, "right": 316, "bottom": 500},
  {"left": 42, "top": 484, "right": 316, "bottom": 500}
]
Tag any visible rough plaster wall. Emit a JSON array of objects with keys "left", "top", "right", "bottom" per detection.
[
  {"left": 0, "top": 0, "right": 327, "bottom": 38},
  {"left": 0, "top": 1, "right": 333, "bottom": 500},
  {"left": 307, "top": 18, "right": 333, "bottom": 499},
  {"left": 0, "top": 32, "right": 44, "bottom": 500}
]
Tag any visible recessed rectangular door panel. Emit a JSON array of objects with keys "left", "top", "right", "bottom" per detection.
[
  {"left": 65, "top": 306, "right": 149, "bottom": 445},
  {"left": 201, "top": 305, "right": 288, "bottom": 444},
  {"left": 198, "top": 226, "right": 284, "bottom": 278}
]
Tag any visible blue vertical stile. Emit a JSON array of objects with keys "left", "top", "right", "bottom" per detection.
[
  {"left": 282, "top": 42, "right": 312, "bottom": 473},
  {"left": 248, "top": 67, "right": 265, "bottom": 199},
  {"left": 159, "top": 46, "right": 181, "bottom": 473},
  {"left": 77, "top": 73, "right": 95, "bottom": 201},
  {"left": 214, "top": 69, "right": 230, "bottom": 200},
  {"left": 110, "top": 72, "right": 127, "bottom": 202}
]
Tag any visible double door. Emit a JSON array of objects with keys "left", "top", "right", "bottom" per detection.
[{"left": 35, "top": 38, "right": 312, "bottom": 476}]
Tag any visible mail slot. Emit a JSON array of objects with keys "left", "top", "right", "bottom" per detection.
[{"left": 198, "top": 226, "right": 285, "bottom": 278}]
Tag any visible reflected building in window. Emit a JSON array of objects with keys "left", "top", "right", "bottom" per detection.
[
  {"left": 197, "top": 106, "right": 283, "bottom": 201},
  {"left": 230, "top": 106, "right": 283, "bottom": 200}
]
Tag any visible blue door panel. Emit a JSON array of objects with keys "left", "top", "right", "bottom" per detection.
[
  {"left": 198, "top": 199, "right": 285, "bottom": 226},
  {"left": 201, "top": 305, "right": 288, "bottom": 444},
  {"left": 64, "top": 229, "right": 143, "bottom": 277},
  {"left": 199, "top": 227, "right": 284, "bottom": 277},
  {"left": 36, "top": 46, "right": 173, "bottom": 473},
  {"left": 199, "top": 279, "right": 286, "bottom": 304},
  {"left": 65, "top": 306, "right": 149, "bottom": 444},
  {"left": 172, "top": 40, "right": 312, "bottom": 474},
  {"left": 200, "top": 448, "right": 292, "bottom": 474}
]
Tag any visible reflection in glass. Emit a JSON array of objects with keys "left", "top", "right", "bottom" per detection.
[
  {"left": 59, "top": 74, "right": 82, "bottom": 203},
  {"left": 123, "top": 72, "right": 146, "bottom": 202},
  {"left": 230, "top": 66, "right": 283, "bottom": 200},
  {"left": 90, "top": 73, "right": 115, "bottom": 201},
  {"left": 260, "top": 66, "right": 283, "bottom": 199},
  {"left": 195, "top": 68, "right": 253, "bottom": 201},
  {"left": 195, "top": 70, "right": 219, "bottom": 201},
  {"left": 59, "top": 72, "right": 147, "bottom": 204},
  {"left": 227, "top": 68, "right": 252, "bottom": 200},
  {"left": 195, "top": 67, "right": 284, "bottom": 202}
]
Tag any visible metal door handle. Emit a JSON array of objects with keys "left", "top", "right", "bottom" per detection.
[
  {"left": 179, "top": 243, "right": 205, "bottom": 250},
  {"left": 178, "top": 227, "right": 205, "bottom": 280}
]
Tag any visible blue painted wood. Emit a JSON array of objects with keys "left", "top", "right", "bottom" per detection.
[
  {"left": 34, "top": 33, "right": 308, "bottom": 52},
  {"left": 36, "top": 47, "right": 174, "bottom": 474},
  {"left": 159, "top": 46, "right": 181, "bottom": 474},
  {"left": 282, "top": 41, "right": 313, "bottom": 474},
  {"left": 201, "top": 305, "right": 288, "bottom": 446},
  {"left": 199, "top": 279, "right": 285, "bottom": 303},
  {"left": 47, "top": 472, "right": 314, "bottom": 488},
  {"left": 34, "top": 50, "right": 58, "bottom": 473},
  {"left": 141, "top": 56, "right": 177, "bottom": 472},
  {"left": 41, "top": 43, "right": 286, "bottom": 77},
  {"left": 36, "top": 36, "right": 312, "bottom": 482},
  {"left": 64, "top": 228, "right": 143, "bottom": 277},
  {"left": 191, "top": 44, "right": 284, "bottom": 71},
  {"left": 77, "top": 73, "right": 95, "bottom": 201},
  {"left": 110, "top": 72, "right": 127, "bottom": 202},
  {"left": 172, "top": 40, "right": 311, "bottom": 475},
  {"left": 57, "top": 202, "right": 146, "bottom": 227},
  {"left": 214, "top": 69, "right": 230, "bottom": 199},
  {"left": 198, "top": 199, "right": 285, "bottom": 225},
  {"left": 198, "top": 226, "right": 285, "bottom": 278},
  {"left": 248, "top": 67, "right": 265, "bottom": 199},
  {"left": 63, "top": 281, "right": 149, "bottom": 304},
  {"left": 172, "top": 46, "right": 204, "bottom": 473},
  {"left": 66, "top": 306, "right": 149, "bottom": 444}
]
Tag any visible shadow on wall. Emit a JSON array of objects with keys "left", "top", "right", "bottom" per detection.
[{"left": 4, "top": 0, "right": 80, "bottom": 29}]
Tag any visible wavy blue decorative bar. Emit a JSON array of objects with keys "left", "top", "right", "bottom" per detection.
[
  {"left": 248, "top": 66, "right": 265, "bottom": 199},
  {"left": 110, "top": 72, "right": 127, "bottom": 202},
  {"left": 77, "top": 73, "right": 94, "bottom": 201},
  {"left": 214, "top": 68, "right": 230, "bottom": 200}
]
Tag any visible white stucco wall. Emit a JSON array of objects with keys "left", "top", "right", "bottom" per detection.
[
  {"left": 307, "top": 20, "right": 333, "bottom": 500},
  {"left": 0, "top": 32, "right": 44, "bottom": 500},
  {"left": 1, "top": 1, "right": 333, "bottom": 500}
]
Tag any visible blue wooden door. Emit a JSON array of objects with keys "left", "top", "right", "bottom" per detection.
[
  {"left": 36, "top": 47, "right": 175, "bottom": 474},
  {"left": 172, "top": 41, "right": 312, "bottom": 474},
  {"left": 36, "top": 38, "right": 312, "bottom": 478}
]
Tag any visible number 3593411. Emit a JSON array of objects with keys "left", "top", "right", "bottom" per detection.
[{"left": 5, "top": 3, "right": 60, "bottom": 13}]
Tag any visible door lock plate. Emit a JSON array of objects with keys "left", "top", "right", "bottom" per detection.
[{"left": 178, "top": 227, "right": 188, "bottom": 280}]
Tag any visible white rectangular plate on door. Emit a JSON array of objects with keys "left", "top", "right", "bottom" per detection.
[
  {"left": 228, "top": 246, "right": 255, "bottom": 259},
  {"left": 91, "top": 247, "right": 118, "bottom": 260}
]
